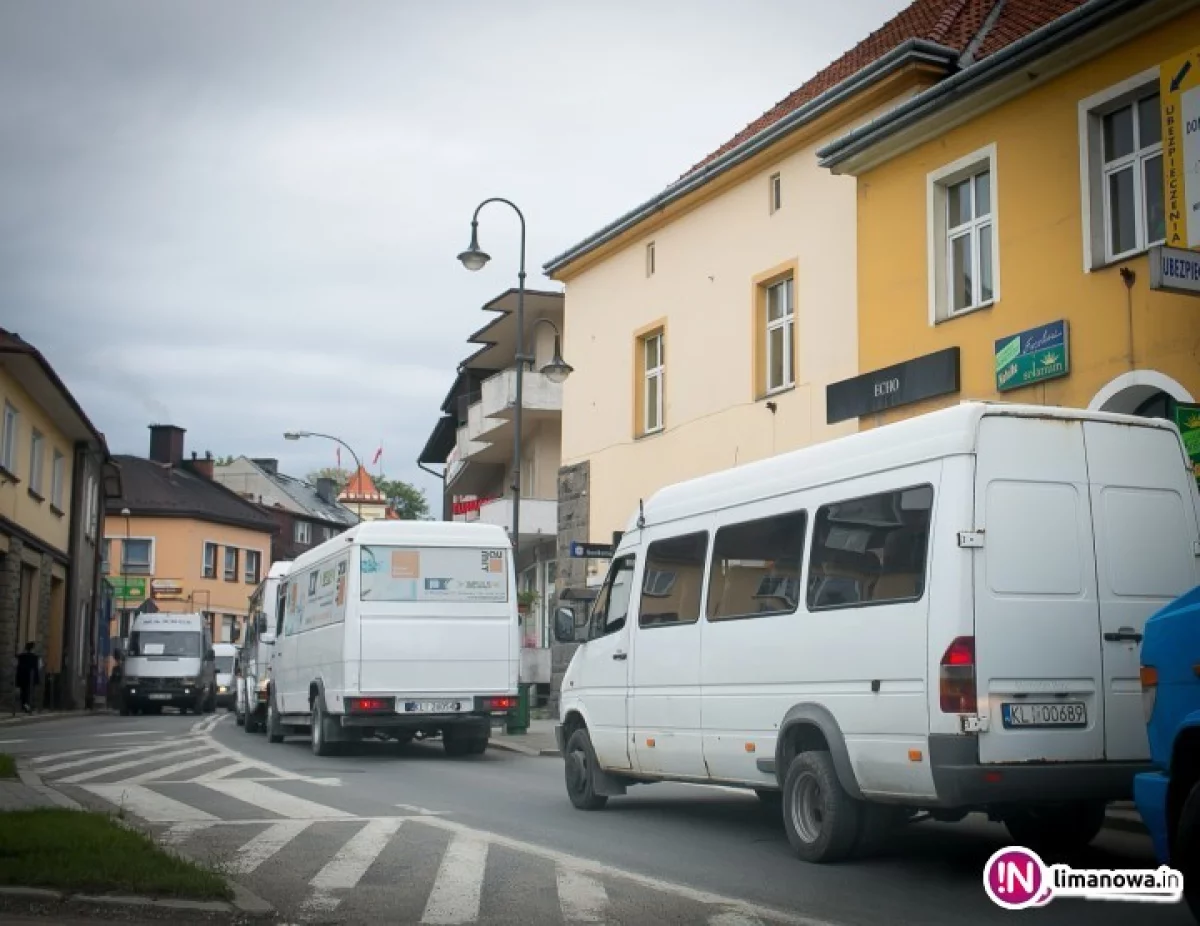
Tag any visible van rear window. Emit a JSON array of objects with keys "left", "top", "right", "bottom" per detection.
[{"left": 360, "top": 545, "right": 509, "bottom": 603}]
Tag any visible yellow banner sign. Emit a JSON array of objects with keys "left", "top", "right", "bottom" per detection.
[{"left": 1162, "top": 46, "right": 1200, "bottom": 250}]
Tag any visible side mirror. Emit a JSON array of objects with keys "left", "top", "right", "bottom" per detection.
[
  {"left": 553, "top": 607, "right": 577, "bottom": 644},
  {"left": 206, "top": 648, "right": 216, "bottom": 661},
  {"left": 257, "top": 616, "right": 268, "bottom": 634}
]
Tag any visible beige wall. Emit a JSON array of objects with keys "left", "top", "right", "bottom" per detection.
[{"left": 0, "top": 369, "right": 75, "bottom": 553}]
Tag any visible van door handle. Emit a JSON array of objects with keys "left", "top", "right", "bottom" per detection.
[
  {"left": 612, "top": 652, "right": 628, "bottom": 661},
  {"left": 1104, "top": 629, "right": 1143, "bottom": 644}
]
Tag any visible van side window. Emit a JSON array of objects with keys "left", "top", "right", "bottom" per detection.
[
  {"left": 590, "top": 556, "right": 637, "bottom": 638},
  {"left": 639, "top": 532, "right": 708, "bottom": 628},
  {"left": 807, "top": 485, "right": 933, "bottom": 611},
  {"left": 707, "top": 510, "right": 806, "bottom": 621}
]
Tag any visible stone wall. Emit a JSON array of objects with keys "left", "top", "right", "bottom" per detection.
[
  {"left": 550, "top": 460, "right": 590, "bottom": 712},
  {"left": 0, "top": 537, "right": 23, "bottom": 710}
]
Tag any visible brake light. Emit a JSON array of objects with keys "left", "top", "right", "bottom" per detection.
[
  {"left": 939, "top": 636, "right": 976, "bottom": 713},
  {"left": 484, "top": 696, "right": 515, "bottom": 711},
  {"left": 346, "top": 697, "right": 393, "bottom": 713},
  {"left": 1141, "top": 665, "right": 1158, "bottom": 724}
]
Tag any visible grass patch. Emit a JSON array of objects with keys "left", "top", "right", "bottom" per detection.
[
  {"left": 0, "top": 754, "right": 15, "bottom": 779},
  {"left": 0, "top": 808, "right": 231, "bottom": 900}
]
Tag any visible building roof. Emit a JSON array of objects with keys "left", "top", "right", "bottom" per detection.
[
  {"left": 227, "top": 457, "right": 358, "bottom": 527},
  {"left": 340, "top": 465, "right": 385, "bottom": 503},
  {"left": 107, "top": 455, "right": 277, "bottom": 533}
]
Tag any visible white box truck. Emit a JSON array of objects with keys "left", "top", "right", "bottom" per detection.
[
  {"left": 236, "top": 560, "right": 291, "bottom": 733},
  {"left": 266, "top": 519, "right": 520, "bottom": 757}
]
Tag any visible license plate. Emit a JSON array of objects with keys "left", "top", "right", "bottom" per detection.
[
  {"left": 148, "top": 693, "right": 172, "bottom": 701},
  {"left": 1002, "top": 701, "right": 1087, "bottom": 728},
  {"left": 404, "top": 700, "right": 462, "bottom": 713}
]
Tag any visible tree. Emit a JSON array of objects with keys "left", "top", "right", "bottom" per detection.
[
  {"left": 306, "top": 467, "right": 351, "bottom": 494},
  {"left": 304, "top": 468, "right": 430, "bottom": 521}
]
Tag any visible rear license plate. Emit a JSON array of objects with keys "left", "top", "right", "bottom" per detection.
[
  {"left": 1002, "top": 701, "right": 1087, "bottom": 728},
  {"left": 148, "top": 693, "right": 172, "bottom": 701},
  {"left": 404, "top": 700, "right": 462, "bottom": 713}
]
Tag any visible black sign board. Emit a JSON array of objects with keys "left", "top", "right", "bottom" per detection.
[
  {"left": 569, "top": 541, "right": 613, "bottom": 559},
  {"left": 825, "top": 347, "right": 961, "bottom": 425}
]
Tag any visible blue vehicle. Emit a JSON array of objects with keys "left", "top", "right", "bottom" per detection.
[{"left": 1135, "top": 583, "right": 1200, "bottom": 921}]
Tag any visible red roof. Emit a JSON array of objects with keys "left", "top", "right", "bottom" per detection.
[
  {"left": 680, "top": 0, "right": 1085, "bottom": 179},
  {"left": 339, "top": 466, "right": 384, "bottom": 502}
]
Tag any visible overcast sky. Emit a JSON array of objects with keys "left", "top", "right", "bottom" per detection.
[{"left": 1, "top": 0, "right": 908, "bottom": 505}]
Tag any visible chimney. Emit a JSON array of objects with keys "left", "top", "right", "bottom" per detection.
[
  {"left": 252, "top": 458, "right": 278, "bottom": 475},
  {"left": 148, "top": 424, "right": 186, "bottom": 466},
  {"left": 316, "top": 477, "right": 336, "bottom": 504},
  {"left": 183, "top": 450, "right": 215, "bottom": 481}
]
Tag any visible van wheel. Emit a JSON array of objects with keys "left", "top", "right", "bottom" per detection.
[
  {"left": 266, "top": 693, "right": 285, "bottom": 744},
  {"left": 782, "top": 750, "right": 860, "bottom": 863},
  {"left": 1175, "top": 782, "right": 1200, "bottom": 920},
  {"left": 310, "top": 696, "right": 338, "bottom": 757},
  {"left": 564, "top": 728, "right": 607, "bottom": 811},
  {"left": 1002, "top": 801, "right": 1106, "bottom": 853},
  {"left": 851, "top": 802, "right": 903, "bottom": 859},
  {"left": 235, "top": 705, "right": 245, "bottom": 727},
  {"left": 443, "top": 723, "right": 488, "bottom": 757}
]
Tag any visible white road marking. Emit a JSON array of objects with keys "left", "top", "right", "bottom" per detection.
[
  {"left": 302, "top": 818, "right": 402, "bottom": 916},
  {"left": 35, "top": 742, "right": 167, "bottom": 773},
  {"left": 57, "top": 744, "right": 209, "bottom": 784},
  {"left": 201, "top": 779, "right": 353, "bottom": 820},
  {"left": 81, "top": 783, "right": 218, "bottom": 822},
  {"left": 556, "top": 865, "right": 609, "bottom": 923},
  {"left": 421, "top": 832, "right": 489, "bottom": 924},
  {"left": 710, "top": 912, "right": 767, "bottom": 926},
  {"left": 160, "top": 821, "right": 215, "bottom": 846},
  {"left": 121, "top": 752, "right": 224, "bottom": 785},
  {"left": 230, "top": 820, "right": 312, "bottom": 874},
  {"left": 0, "top": 739, "right": 27, "bottom": 744},
  {"left": 191, "top": 761, "right": 250, "bottom": 781},
  {"left": 198, "top": 731, "right": 338, "bottom": 785},
  {"left": 395, "top": 803, "right": 449, "bottom": 816},
  {"left": 93, "top": 730, "right": 161, "bottom": 738}
]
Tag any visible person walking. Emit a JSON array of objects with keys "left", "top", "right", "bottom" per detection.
[{"left": 15, "top": 642, "right": 39, "bottom": 714}]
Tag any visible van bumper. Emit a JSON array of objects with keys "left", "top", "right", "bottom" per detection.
[{"left": 928, "top": 734, "right": 1152, "bottom": 807}]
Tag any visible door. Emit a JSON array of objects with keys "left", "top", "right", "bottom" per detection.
[
  {"left": 1083, "top": 421, "right": 1200, "bottom": 760},
  {"left": 575, "top": 554, "right": 637, "bottom": 770},
  {"left": 974, "top": 416, "right": 1105, "bottom": 763},
  {"left": 272, "top": 578, "right": 302, "bottom": 711}
]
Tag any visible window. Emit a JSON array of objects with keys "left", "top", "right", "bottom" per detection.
[
  {"left": 28, "top": 430, "right": 44, "bottom": 497},
  {"left": 295, "top": 520, "right": 312, "bottom": 544},
  {"left": 769, "top": 172, "right": 782, "bottom": 213},
  {"left": 708, "top": 509, "right": 806, "bottom": 621},
  {"left": 50, "top": 450, "right": 65, "bottom": 510},
  {"left": 636, "top": 329, "right": 665, "bottom": 436},
  {"left": 639, "top": 532, "right": 707, "bottom": 628},
  {"left": 588, "top": 555, "right": 636, "bottom": 638},
  {"left": 646, "top": 241, "right": 655, "bottom": 277},
  {"left": 85, "top": 475, "right": 98, "bottom": 539},
  {"left": 807, "top": 485, "right": 933, "bottom": 611},
  {"left": 203, "top": 542, "right": 217, "bottom": 579},
  {"left": 122, "top": 538, "right": 152, "bottom": 575},
  {"left": 1, "top": 401, "right": 18, "bottom": 473},
  {"left": 224, "top": 546, "right": 239, "bottom": 581},
  {"left": 244, "top": 550, "right": 261, "bottom": 585},
  {"left": 221, "top": 615, "right": 235, "bottom": 643},
  {"left": 927, "top": 145, "right": 998, "bottom": 322},
  {"left": 323, "top": 525, "right": 334, "bottom": 541},
  {"left": 766, "top": 277, "right": 795, "bottom": 392},
  {"left": 100, "top": 539, "right": 110, "bottom": 575}
]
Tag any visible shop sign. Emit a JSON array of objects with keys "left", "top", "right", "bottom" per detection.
[
  {"left": 108, "top": 577, "right": 147, "bottom": 601},
  {"left": 1161, "top": 46, "right": 1200, "bottom": 250},
  {"left": 151, "top": 578, "right": 183, "bottom": 599},
  {"left": 825, "top": 347, "right": 960, "bottom": 424},
  {"left": 1150, "top": 245, "right": 1200, "bottom": 296},
  {"left": 1174, "top": 404, "right": 1200, "bottom": 482},
  {"left": 994, "top": 320, "right": 1069, "bottom": 393}
]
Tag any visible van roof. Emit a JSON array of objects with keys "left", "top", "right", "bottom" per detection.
[
  {"left": 284, "top": 519, "right": 511, "bottom": 574},
  {"left": 267, "top": 561, "right": 292, "bottom": 580},
  {"left": 213, "top": 642, "right": 238, "bottom": 653},
  {"left": 633, "top": 401, "right": 1181, "bottom": 531}
]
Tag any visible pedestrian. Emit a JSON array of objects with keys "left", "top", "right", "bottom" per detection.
[{"left": 15, "top": 641, "right": 39, "bottom": 715}]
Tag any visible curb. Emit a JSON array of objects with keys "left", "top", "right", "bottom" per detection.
[
  {"left": 0, "top": 711, "right": 95, "bottom": 728},
  {"left": 487, "top": 738, "right": 560, "bottom": 758},
  {"left": 16, "top": 762, "right": 80, "bottom": 811},
  {"left": 0, "top": 885, "right": 235, "bottom": 915}
]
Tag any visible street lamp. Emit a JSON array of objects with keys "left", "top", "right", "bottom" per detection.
[
  {"left": 120, "top": 508, "right": 131, "bottom": 639},
  {"left": 283, "top": 431, "right": 364, "bottom": 520},
  {"left": 457, "top": 198, "right": 573, "bottom": 561}
]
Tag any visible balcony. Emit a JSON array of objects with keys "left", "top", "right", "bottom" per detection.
[
  {"left": 477, "top": 496, "right": 557, "bottom": 541},
  {"left": 481, "top": 368, "right": 563, "bottom": 423}
]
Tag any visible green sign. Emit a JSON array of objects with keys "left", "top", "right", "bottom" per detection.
[
  {"left": 108, "top": 577, "right": 148, "bottom": 601},
  {"left": 1175, "top": 404, "right": 1200, "bottom": 463},
  {"left": 995, "top": 320, "right": 1070, "bottom": 393}
]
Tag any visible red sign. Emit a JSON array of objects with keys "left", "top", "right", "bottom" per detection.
[{"left": 452, "top": 496, "right": 497, "bottom": 517}]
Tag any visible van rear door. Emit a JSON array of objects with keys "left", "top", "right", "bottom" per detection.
[
  {"left": 972, "top": 415, "right": 1105, "bottom": 764},
  {"left": 1081, "top": 420, "right": 1200, "bottom": 761}
]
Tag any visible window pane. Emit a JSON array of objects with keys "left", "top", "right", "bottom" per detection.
[
  {"left": 974, "top": 171, "right": 991, "bottom": 217},
  {"left": 807, "top": 486, "right": 933, "bottom": 611},
  {"left": 1139, "top": 93, "right": 1161, "bottom": 148},
  {"left": 591, "top": 556, "right": 636, "bottom": 636},
  {"left": 768, "top": 325, "right": 785, "bottom": 390},
  {"left": 950, "top": 231, "right": 973, "bottom": 311},
  {"left": 646, "top": 373, "right": 660, "bottom": 431},
  {"left": 639, "top": 531, "right": 707, "bottom": 628},
  {"left": 767, "top": 282, "right": 786, "bottom": 321},
  {"left": 1103, "top": 105, "right": 1134, "bottom": 162},
  {"left": 979, "top": 222, "right": 994, "bottom": 303},
  {"left": 1108, "top": 166, "right": 1137, "bottom": 255},
  {"left": 948, "top": 178, "right": 971, "bottom": 228},
  {"left": 708, "top": 510, "right": 806, "bottom": 620},
  {"left": 1144, "top": 153, "right": 1165, "bottom": 244},
  {"left": 644, "top": 334, "right": 660, "bottom": 370}
]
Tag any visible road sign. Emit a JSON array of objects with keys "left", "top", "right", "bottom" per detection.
[
  {"left": 569, "top": 541, "right": 613, "bottom": 559},
  {"left": 1161, "top": 45, "right": 1200, "bottom": 250}
]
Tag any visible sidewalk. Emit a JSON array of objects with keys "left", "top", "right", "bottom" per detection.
[
  {"left": 0, "top": 709, "right": 100, "bottom": 728},
  {"left": 488, "top": 718, "right": 560, "bottom": 757}
]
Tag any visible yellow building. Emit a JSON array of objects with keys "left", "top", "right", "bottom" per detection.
[
  {"left": 104, "top": 425, "right": 276, "bottom": 647},
  {"left": 818, "top": 0, "right": 1200, "bottom": 437}
]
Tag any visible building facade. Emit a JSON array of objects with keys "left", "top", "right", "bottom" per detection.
[
  {"left": 104, "top": 425, "right": 276, "bottom": 647},
  {"left": 818, "top": 0, "right": 1200, "bottom": 436},
  {"left": 0, "top": 329, "right": 114, "bottom": 711}
]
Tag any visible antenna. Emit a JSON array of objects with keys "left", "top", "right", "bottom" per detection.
[{"left": 637, "top": 499, "right": 646, "bottom": 529}]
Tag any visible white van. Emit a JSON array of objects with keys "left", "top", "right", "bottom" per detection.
[
  {"left": 236, "top": 560, "right": 291, "bottom": 732},
  {"left": 212, "top": 642, "right": 238, "bottom": 710},
  {"left": 553, "top": 402, "right": 1200, "bottom": 862},
  {"left": 120, "top": 612, "right": 217, "bottom": 716},
  {"left": 266, "top": 519, "right": 520, "bottom": 757}
]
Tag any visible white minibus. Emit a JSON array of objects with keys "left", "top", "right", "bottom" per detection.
[{"left": 236, "top": 560, "right": 290, "bottom": 732}]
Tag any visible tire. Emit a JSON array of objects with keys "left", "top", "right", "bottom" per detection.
[
  {"left": 564, "top": 727, "right": 608, "bottom": 811},
  {"left": 310, "top": 695, "right": 338, "bottom": 757},
  {"left": 851, "top": 802, "right": 904, "bottom": 859},
  {"left": 1175, "top": 781, "right": 1200, "bottom": 921},
  {"left": 245, "top": 709, "right": 260, "bottom": 734},
  {"left": 266, "top": 691, "right": 285, "bottom": 744},
  {"left": 781, "top": 750, "right": 861, "bottom": 863},
  {"left": 1003, "top": 801, "right": 1107, "bottom": 854},
  {"left": 118, "top": 701, "right": 130, "bottom": 717},
  {"left": 443, "top": 724, "right": 487, "bottom": 757},
  {"left": 235, "top": 704, "right": 245, "bottom": 727}
]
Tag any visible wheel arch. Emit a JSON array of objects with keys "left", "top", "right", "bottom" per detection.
[
  {"left": 775, "top": 703, "right": 864, "bottom": 800},
  {"left": 1167, "top": 725, "right": 1200, "bottom": 855}
]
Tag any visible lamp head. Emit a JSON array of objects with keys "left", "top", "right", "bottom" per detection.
[
  {"left": 457, "top": 222, "right": 490, "bottom": 272},
  {"left": 540, "top": 336, "right": 573, "bottom": 384},
  {"left": 283, "top": 431, "right": 306, "bottom": 441}
]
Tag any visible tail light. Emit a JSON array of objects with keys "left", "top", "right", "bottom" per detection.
[
  {"left": 1140, "top": 665, "right": 1158, "bottom": 723},
  {"left": 483, "top": 696, "right": 515, "bottom": 712},
  {"left": 346, "top": 697, "right": 394, "bottom": 713},
  {"left": 939, "top": 636, "right": 976, "bottom": 713}
]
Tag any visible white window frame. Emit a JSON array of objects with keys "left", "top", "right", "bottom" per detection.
[
  {"left": 244, "top": 549, "right": 261, "bottom": 585},
  {"left": 645, "top": 241, "right": 655, "bottom": 277},
  {"left": 121, "top": 537, "right": 155, "bottom": 575},
  {"left": 295, "top": 520, "right": 312, "bottom": 544},
  {"left": 28, "top": 429, "right": 44, "bottom": 497},
  {"left": 643, "top": 332, "right": 664, "bottom": 435},
  {"left": 50, "top": 449, "right": 65, "bottom": 510},
  {"left": 202, "top": 541, "right": 218, "bottom": 579},
  {"left": 765, "top": 276, "right": 795, "bottom": 393},
  {"left": 1078, "top": 67, "right": 1164, "bottom": 271},
  {"left": 769, "top": 172, "right": 782, "bottom": 213},
  {"left": 223, "top": 546, "right": 239, "bottom": 582},
  {"left": 1, "top": 402, "right": 18, "bottom": 473},
  {"left": 926, "top": 143, "right": 999, "bottom": 325}
]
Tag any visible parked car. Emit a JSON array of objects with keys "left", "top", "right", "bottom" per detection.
[
  {"left": 554, "top": 402, "right": 1200, "bottom": 863},
  {"left": 1135, "top": 583, "right": 1200, "bottom": 920}
]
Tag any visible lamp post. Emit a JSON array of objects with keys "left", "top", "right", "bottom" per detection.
[
  {"left": 457, "top": 198, "right": 573, "bottom": 564},
  {"left": 283, "top": 431, "right": 364, "bottom": 520},
  {"left": 120, "top": 507, "right": 131, "bottom": 639}
]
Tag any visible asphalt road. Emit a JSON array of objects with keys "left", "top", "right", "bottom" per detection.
[{"left": 4, "top": 710, "right": 1193, "bottom": 926}]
